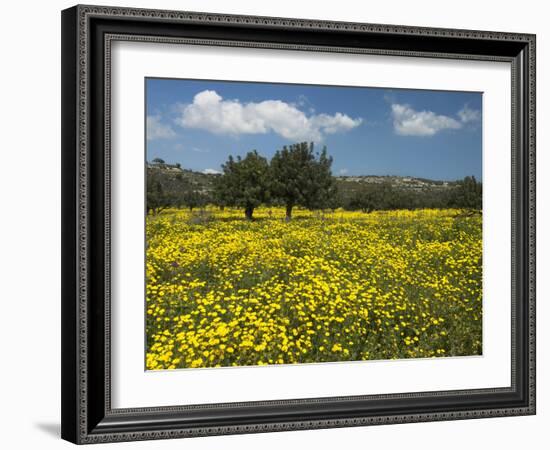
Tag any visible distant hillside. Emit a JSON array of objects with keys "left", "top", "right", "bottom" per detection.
[
  {"left": 333, "top": 174, "right": 475, "bottom": 212},
  {"left": 147, "top": 163, "right": 219, "bottom": 195},
  {"left": 336, "top": 175, "right": 457, "bottom": 190},
  {"left": 149, "top": 162, "right": 458, "bottom": 194},
  {"left": 146, "top": 162, "right": 481, "bottom": 212}
]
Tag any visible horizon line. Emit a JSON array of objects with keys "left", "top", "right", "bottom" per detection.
[{"left": 146, "top": 161, "right": 481, "bottom": 183}]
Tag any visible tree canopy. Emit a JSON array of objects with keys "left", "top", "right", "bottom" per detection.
[
  {"left": 447, "top": 176, "right": 482, "bottom": 210},
  {"left": 146, "top": 170, "right": 174, "bottom": 215},
  {"left": 214, "top": 150, "right": 270, "bottom": 220},
  {"left": 270, "top": 142, "right": 336, "bottom": 219}
]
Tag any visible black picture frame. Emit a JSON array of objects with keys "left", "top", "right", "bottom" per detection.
[{"left": 61, "top": 4, "right": 536, "bottom": 444}]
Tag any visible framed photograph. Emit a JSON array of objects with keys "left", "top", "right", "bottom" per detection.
[{"left": 61, "top": 4, "right": 536, "bottom": 444}]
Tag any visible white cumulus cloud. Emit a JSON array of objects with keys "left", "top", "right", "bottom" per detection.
[
  {"left": 203, "top": 168, "right": 222, "bottom": 175},
  {"left": 458, "top": 105, "right": 481, "bottom": 123},
  {"left": 175, "top": 90, "right": 362, "bottom": 142},
  {"left": 147, "top": 115, "right": 176, "bottom": 140},
  {"left": 391, "top": 103, "right": 462, "bottom": 136}
]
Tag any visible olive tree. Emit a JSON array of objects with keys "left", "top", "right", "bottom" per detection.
[
  {"left": 270, "top": 142, "right": 336, "bottom": 220},
  {"left": 215, "top": 150, "right": 270, "bottom": 220}
]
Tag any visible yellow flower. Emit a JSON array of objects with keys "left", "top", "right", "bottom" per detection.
[{"left": 145, "top": 206, "right": 481, "bottom": 370}]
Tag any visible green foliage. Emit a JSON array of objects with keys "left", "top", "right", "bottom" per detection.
[
  {"left": 146, "top": 165, "right": 215, "bottom": 214},
  {"left": 346, "top": 182, "right": 393, "bottom": 212},
  {"left": 146, "top": 170, "right": 175, "bottom": 215},
  {"left": 270, "top": 142, "right": 336, "bottom": 219},
  {"left": 338, "top": 176, "right": 482, "bottom": 212},
  {"left": 447, "top": 176, "right": 482, "bottom": 210},
  {"left": 179, "top": 190, "right": 208, "bottom": 211},
  {"left": 214, "top": 150, "right": 270, "bottom": 219}
]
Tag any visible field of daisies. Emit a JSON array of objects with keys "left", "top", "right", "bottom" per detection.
[{"left": 146, "top": 207, "right": 482, "bottom": 370}]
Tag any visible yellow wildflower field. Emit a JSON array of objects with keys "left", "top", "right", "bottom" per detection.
[{"left": 146, "top": 207, "right": 482, "bottom": 370}]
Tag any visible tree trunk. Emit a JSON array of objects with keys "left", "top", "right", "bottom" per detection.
[
  {"left": 245, "top": 205, "right": 254, "bottom": 220},
  {"left": 285, "top": 203, "right": 293, "bottom": 221}
]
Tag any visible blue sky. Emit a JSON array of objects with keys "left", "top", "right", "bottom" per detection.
[{"left": 146, "top": 78, "right": 482, "bottom": 181}]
